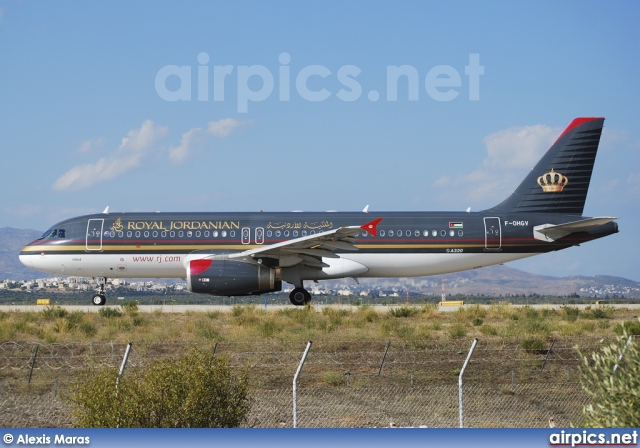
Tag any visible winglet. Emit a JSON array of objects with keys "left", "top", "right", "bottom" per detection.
[
  {"left": 360, "top": 218, "right": 383, "bottom": 237},
  {"left": 102, "top": 206, "right": 110, "bottom": 214}
]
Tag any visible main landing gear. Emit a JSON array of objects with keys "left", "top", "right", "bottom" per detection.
[
  {"left": 289, "top": 287, "right": 311, "bottom": 306},
  {"left": 91, "top": 277, "right": 107, "bottom": 306}
]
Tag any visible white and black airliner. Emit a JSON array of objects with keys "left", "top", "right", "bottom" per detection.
[{"left": 20, "top": 117, "right": 618, "bottom": 305}]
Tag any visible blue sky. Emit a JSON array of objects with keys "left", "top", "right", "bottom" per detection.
[{"left": 1, "top": 1, "right": 639, "bottom": 280}]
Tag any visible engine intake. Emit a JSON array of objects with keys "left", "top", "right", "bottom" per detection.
[{"left": 187, "top": 259, "right": 281, "bottom": 296}]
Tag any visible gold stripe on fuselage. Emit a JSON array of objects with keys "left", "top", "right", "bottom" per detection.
[{"left": 22, "top": 242, "right": 494, "bottom": 253}]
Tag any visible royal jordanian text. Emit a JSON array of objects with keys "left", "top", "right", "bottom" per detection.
[{"left": 125, "top": 220, "right": 240, "bottom": 232}]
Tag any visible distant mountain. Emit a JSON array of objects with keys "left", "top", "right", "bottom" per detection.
[
  {"left": 2, "top": 227, "right": 639, "bottom": 297},
  {"left": 320, "top": 265, "right": 640, "bottom": 298},
  {"left": 0, "top": 227, "right": 46, "bottom": 280}
]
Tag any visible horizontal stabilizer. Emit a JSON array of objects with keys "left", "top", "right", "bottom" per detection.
[{"left": 533, "top": 217, "right": 617, "bottom": 242}]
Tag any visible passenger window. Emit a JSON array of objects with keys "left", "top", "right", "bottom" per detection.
[
  {"left": 389, "top": 230, "right": 394, "bottom": 237},
  {"left": 221, "top": 231, "right": 227, "bottom": 237},
  {"left": 441, "top": 230, "right": 446, "bottom": 237},
  {"left": 414, "top": 230, "right": 420, "bottom": 237},
  {"left": 458, "top": 230, "right": 464, "bottom": 236},
  {"left": 213, "top": 231, "right": 219, "bottom": 237},
  {"left": 449, "top": 230, "right": 455, "bottom": 237},
  {"left": 432, "top": 230, "right": 437, "bottom": 237},
  {"left": 423, "top": 230, "right": 429, "bottom": 237},
  {"left": 380, "top": 230, "right": 385, "bottom": 237},
  {"left": 406, "top": 230, "right": 411, "bottom": 237}
]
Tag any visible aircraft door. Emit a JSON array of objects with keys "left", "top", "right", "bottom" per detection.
[
  {"left": 86, "top": 219, "right": 104, "bottom": 251},
  {"left": 255, "top": 227, "right": 264, "bottom": 244},
  {"left": 241, "top": 227, "right": 251, "bottom": 244},
  {"left": 484, "top": 217, "right": 501, "bottom": 250}
]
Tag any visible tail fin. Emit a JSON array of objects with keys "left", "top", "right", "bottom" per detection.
[{"left": 486, "top": 117, "right": 604, "bottom": 215}]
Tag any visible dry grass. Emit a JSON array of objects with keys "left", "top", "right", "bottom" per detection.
[{"left": 0, "top": 303, "right": 633, "bottom": 345}]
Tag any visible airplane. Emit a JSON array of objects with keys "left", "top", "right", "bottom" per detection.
[{"left": 19, "top": 117, "right": 618, "bottom": 306}]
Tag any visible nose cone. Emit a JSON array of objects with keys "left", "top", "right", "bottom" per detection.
[{"left": 19, "top": 239, "right": 46, "bottom": 272}]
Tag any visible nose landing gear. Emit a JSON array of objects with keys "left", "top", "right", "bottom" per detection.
[{"left": 91, "top": 277, "right": 107, "bottom": 306}]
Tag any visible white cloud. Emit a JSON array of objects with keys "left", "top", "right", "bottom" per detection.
[
  {"left": 52, "top": 120, "right": 168, "bottom": 191},
  {"left": 434, "top": 123, "right": 560, "bottom": 204},
  {"left": 76, "top": 137, "right": 105, "bottom": 153},
  {"left": 207, "top": 118, "right": 245, "bottom": 137},
  {"left": 169, "top": 127, "right": 205, "bottom": 164},
  {"left": 169, "top": 118, "right": 247, "bottom": 164}
]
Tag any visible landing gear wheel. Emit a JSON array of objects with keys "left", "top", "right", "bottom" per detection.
[
  {"left": 289, "top": 287, "right": 311, "bottom": 306},
  {"left": 92, "top": 294, "right": 106, "bottom": 306}
]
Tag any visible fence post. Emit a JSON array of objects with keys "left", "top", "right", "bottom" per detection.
[
  {"left": 459, "top": 338, "right": 478, "bottom": 428},
  {"left": 28, "top": 344, "right": 40, "bottom": 385},
  {"left": 115, "top": 342, "right": 133, "bottom": 392},
  {"left": 541, "top": 338, "right": 556, "bottom": 371},
  {"left": 378, "top": 341, "right": 391, "bottom": 376},
  {"left": 293, "top": 341, "right": 312, "bottom": 428}
]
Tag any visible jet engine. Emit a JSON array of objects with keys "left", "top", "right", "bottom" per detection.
[{"left": 187, "top": 258, "right": 281, "bottom": 296}]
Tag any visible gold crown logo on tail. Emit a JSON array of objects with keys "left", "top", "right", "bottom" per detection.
[{"left": 537, "top": 168, "right": 568, "bottom": 192}]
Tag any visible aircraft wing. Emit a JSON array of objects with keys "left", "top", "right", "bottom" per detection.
[
  {"left": 211, "top": 218, "right": 382, "bottom": 269},
  {"left": 533, "top": 217, "right": 617, "bottom": 242}
]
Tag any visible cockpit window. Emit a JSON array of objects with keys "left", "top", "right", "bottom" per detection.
[{"left": 39, "top": 228, "right": 66, "bottom": 239}]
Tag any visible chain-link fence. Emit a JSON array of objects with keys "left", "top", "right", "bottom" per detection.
[{"left": 0, "top": 337, "right": 599, "bottom": 427}]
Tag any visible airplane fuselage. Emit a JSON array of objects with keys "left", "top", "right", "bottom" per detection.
[{"left": 19, "top": 210, "right": 617, "bottom": 280}]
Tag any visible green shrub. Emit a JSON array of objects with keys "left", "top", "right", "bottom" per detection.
[
  {"left": 119, "top": 300, "right": 139, "bottom": 315},
  {"left": 520, "top": 337, "right": 546, "bottom": 354},
  {"left": 388, "top": 306, "right": 419, "bottom": 318},
  {"left": 578, "top": 329, "right": 640, "bottom": 427},
  {"left": 99, "top": 307, "right": 122, "bottom": 318},
  {"left": 449, "top": 323, "right": 467, "bottom": 338},
  {"left": 69, "top": 349, "right": 251, "bottom": 427},
  {"left": 614, "top": 320, "right": 640, "bottom": 336},
  {"left": 561, "top": 305, "right": 580, "bottom": 322},
  {"left": 42, "top": 305, "right": 68, "bottom": 320},
  {"left": 583, "top": 305, "right": 613, "bottom": 319}
]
